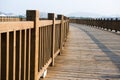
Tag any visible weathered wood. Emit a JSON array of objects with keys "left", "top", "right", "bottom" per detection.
[
  {"left": 6, "top": 32, "right": 9, "bottom": 80},
  {"left": 70, "top": 18, "right": 120, "bottom": 32},
  {"left": 27, "top": 10, "right": 39, "bottom": 80},
  {"left": 0, "top": 10, "right": 69, "bottom": 80},
  {"left": 48, "top": 13, "right": 55, "bottom": 66},
  {"left": 39, "top": 20, "right": 52, "bottom": 27},
  {"left": 19, "top": 30, "right": 22, "bottom": 80},
  {"left": 57, "top": 15, "right": 64, "bottom": 55},
  {"left": 44, "top": 24, "right": 120, "bottom": 80},
  {"left": 13, "top": 31, "right": 16, "bottom": 80},
  {"left": 24, "top": 30, "right": 26, "bottom": 80},
  {"left": 21, "top": 30, "right": 25, "bottom": 80},
  {"left": 0, "top": 22, "right": 34, "bottom": 33},
  {"left": 27, "top": 29, "right": 31, "bottom": 80}
]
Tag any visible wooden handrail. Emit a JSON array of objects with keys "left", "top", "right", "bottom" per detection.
[
  {"left": 0, "top": 21, "right": 34, "bottom": 33},
  {"left": 70, "top": 18, "right": 120, "bottom": 32},
  {"left": 0, "top": 10, "right": 69, "bottom": 80}
]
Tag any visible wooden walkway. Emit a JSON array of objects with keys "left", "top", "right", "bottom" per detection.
[{"left": 43, "top": 23, "right": 120, "bottom": 80}]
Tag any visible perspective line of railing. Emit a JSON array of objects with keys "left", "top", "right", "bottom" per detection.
[
  {"left": 0, "top": 10, "right": 69, "bottom": 80},
  {"left": 70, "top": 18, "right": 120, "bottom": 32}
]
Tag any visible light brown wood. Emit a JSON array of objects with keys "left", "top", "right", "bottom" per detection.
[
  {"left": 48, "top": 13, "right": 55, "bottom": 66},
  {"left": 58, "top": 15, "right": 64, "bottom": 55},
  {"left": 54, "top": 49, "right": 60, "bottom": 58},
  {"left": 19, "top": 30, "right": 22, "bottom": 80},
  {"left": 38, "top": 58, "right": 52, "bottom": 79},
  {"left": 24, "top": 30, "right": 27, "bottom": 80},
  {"left": 6, "top": 32, "right": 9, "bottom": 80},
  {"left": 44, "top": 24, "right": 120, "bottom": 80},
  {"left": 0, "top": 10, "right": 69, "bottom": 80},
  {"left": 55, "top": 20, "right": 61, "bottom": 24},
  {"left": 39, "top": 20, "right": 52, "bottom": 27},
  {"left": 28, "top": 29, "right": 31, "bottom": 80},
  {"left": 13, "top": 31, "right": 16, "bottom": 80},
  {"left": 0, "top": 22, "right": 34, "bottom": 33}
]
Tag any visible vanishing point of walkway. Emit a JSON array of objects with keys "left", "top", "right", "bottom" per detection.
[{"left": 44, "top": 23, "right": 120, "bottom": 80}]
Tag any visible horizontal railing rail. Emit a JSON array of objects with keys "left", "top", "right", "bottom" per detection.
[
  {"left": 0, "top": 16, "right": 26, "bottom": 22},
  {"left": 0, "top": 10, "right": 69, "bottom": 80},
  {"left": 70, "top": 18, "right": 120, "bottom": 32}
]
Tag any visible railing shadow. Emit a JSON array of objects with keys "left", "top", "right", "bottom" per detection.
[{"left": 71, "top": 23, "right": 120, "bottom": 79}]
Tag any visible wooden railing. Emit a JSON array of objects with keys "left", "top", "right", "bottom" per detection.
[
  {"left": 0, "top": 16, "right": 26, "bottom": 22},
  {"left": 70, "top": 18, "right": 120, "bottom": 32},
  {"left": 0, "top": 10, "right": 69, "bottom": 80}
]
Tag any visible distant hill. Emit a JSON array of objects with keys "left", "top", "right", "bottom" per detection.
[
  {"left": 67, "top": 12, "right": 120, "bottom": 20},
  {"left": 0, "top": 12, "right": 18, "bottom": 16},
  {"left": 0, "top": 11, "right": 48, "bottom": 18},
  {"left": 67, "top": 12, "right": 103, "bottom": 18},
  {"left": 40, "top": 12, "right": 48, "bottom": 18}
]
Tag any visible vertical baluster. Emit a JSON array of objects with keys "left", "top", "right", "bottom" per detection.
[
  {"left": 23, "top": 30, "right": 26, "bottom": 80},
  {"left": 13, "top": 31, "right": 16, "bottom": 80},
  {"left": 28, "top": 29, "right": 31, "bottom": 80},
  {"left": 38, "top": 28, "right": 41, "bottom": 71},
  {"left": 41, "top": 27, "right": 44, "bottom": 67},
  {"left": 19, "top": 30, "right": 22, "bottom": 80},
  {"left": 6, "top": 32, "right": 9, "bottom": 80}
]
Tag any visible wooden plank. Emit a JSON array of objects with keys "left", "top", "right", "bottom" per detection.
[
  {"left": 45, "top": 27, "right": 47, "bottom": 64},
  {"left": 53, "top": 49, "right": 60, "bottom": 58},
  {"left": 6, "top": 32, "right": 9, "bottom": 80},
  {"left": 41, "top": 27, "right": 43, "bottom": 68},
  {"left": 45, "top": 24, "right": 120, "bottom": 80},
  {"left": 38, "top": 27, "right": 41, "bottom": 71},
  {"left": 13, "top": 31, "right": 16, "bottom": 80},
  {"left": 26, "top": 29, "right": 31, "bottom": 80},
  {"left": 28, "top": 29, "right": 31, "bottom": 80},
  {"left": 24, "top": 30, "right": 26, "bottom": 80},
  {"left": 43, "top": 27, "right": 45, "bottom": 65},
  {"left": 19, "top": 30, "right": 22, "bottom": 80},
  {"left": 0, "top": 21, "right": 34, "bottom": 33},
  {"left": 55, "top": 20, "right": 61, "bottom": 24},
  {"left": 39, "top": 20, "right": 52, "bottom": 27}
]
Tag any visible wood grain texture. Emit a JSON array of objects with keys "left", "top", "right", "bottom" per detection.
[{"left": 43, "top": 23, "right": 120, "bottom": 80}]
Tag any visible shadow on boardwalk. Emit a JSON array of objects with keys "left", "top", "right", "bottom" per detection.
[{"left": 43, "top": 23, "right": 120, "bottom": 80}]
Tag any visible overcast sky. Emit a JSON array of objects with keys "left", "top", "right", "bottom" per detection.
[{"left": 0, "top": 0, "right": 120, "bottom": 16}]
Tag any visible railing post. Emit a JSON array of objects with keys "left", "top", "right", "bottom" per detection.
[
  {"left": 26, "top": 10, "right": 39, "bottom": 80},
  {"left": 48, "top": 13, "right": 55, "bottom": 66},
  {"left": 57, "top": 15, "right": 64, "bottom": 55}
]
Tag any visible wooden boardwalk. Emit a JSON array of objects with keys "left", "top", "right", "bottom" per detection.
[{"left": 43, "top": 23, "right": 120, "bottom": 80}]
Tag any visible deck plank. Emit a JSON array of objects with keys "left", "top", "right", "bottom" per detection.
[{"left": 43, "top": 23, "right": 120, "bottom": 80}]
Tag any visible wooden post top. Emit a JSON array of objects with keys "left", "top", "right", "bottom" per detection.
[
  {"left": 48, "top": 13, "right": 55, "bottom": 20},
  {"left": 26, "top": 10, "right": 39, "bottom": 21},
  {"left": 57, "top": 15, "right": 64, "bottom": 20}
]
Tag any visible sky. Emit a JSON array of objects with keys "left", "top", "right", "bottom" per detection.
[{"left": 0, "top": 0, "right": 120, "bottom": 17}]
